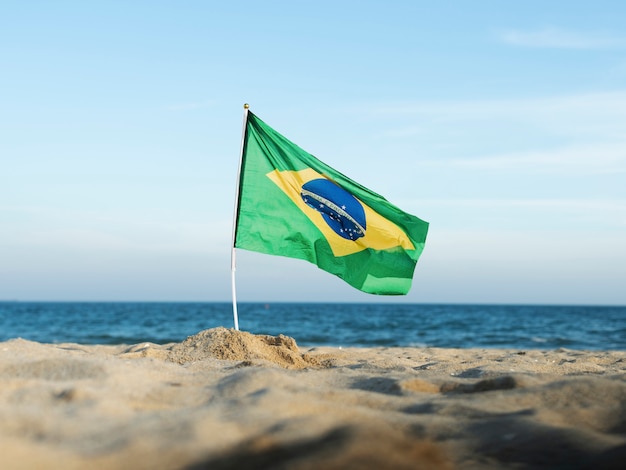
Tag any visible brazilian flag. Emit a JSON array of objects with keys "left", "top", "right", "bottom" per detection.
[{"left": 234, "top": 110, "right": 429, "bottom": 295}]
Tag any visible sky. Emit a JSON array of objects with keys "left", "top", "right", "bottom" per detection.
[{"left": 1, "top": 1, "right": 625, "bottom": 304}]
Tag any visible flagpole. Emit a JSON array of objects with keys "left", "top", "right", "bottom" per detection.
[{"left": 230, "top": 103, "right": 249, "bottom": 331}]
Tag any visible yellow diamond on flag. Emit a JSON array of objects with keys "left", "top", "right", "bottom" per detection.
[{"left": 266, "top": 168, "right": 415, "bottom": 257}]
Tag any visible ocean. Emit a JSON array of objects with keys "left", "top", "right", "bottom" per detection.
[{"left": 0, "top": 302, "right": 624, "bottom": 350}]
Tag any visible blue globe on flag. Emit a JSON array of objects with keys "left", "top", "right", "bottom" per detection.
[{"left": 300, "top": 178, "right": 366, "bottom": 241}]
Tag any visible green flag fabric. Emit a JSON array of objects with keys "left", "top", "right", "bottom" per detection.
[{"left": 234, "top": 111, "right": 429, "bottom": 295}]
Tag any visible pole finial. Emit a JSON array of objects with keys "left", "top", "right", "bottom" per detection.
[{"left": 243, "top": 103, "right": 249, "bottom": 109}]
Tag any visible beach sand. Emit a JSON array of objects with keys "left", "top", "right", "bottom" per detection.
[{"left": 0, "top": 327, "right": 624, "bottom": 469}]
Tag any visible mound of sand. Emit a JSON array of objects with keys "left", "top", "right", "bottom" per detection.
[{"left": 167, "top": 327, "right": 319, "bottom": 369}]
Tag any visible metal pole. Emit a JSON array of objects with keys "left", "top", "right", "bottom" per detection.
[{"left": 230, "top": 104, "right": 249, "bottom": 330}]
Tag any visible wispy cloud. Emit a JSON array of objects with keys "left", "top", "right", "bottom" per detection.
[
  {"left": 353, "top": 91, "right": 626, "bottom": 191},
  {"left": 371, "top": 91, "right": 626, "bottom": 119},
  {"left": 415, "top": 197, "right": 626, "bottom": 213},
  {"left": 0, "top": 205, "right": 226, "bottom": 254},
  {"left": 369, "top": 91, "right": 626, "bottom": 143},
  {"left": 404, "top": 197, "right": 626, "bottom": 231},
  {"left": 500, "top": 27, "right": 626, "bottom": 49},
  {"left": 438, "top": 143, "right": 626, "bottom": 176}
]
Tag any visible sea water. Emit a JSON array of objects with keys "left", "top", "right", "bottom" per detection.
[{"left": 0, "top": 302, "right": 624, "bottom": 350}]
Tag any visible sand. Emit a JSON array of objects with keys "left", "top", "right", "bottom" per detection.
[{"left": 0, "top": 327, "right": 624, "bottom": 469}]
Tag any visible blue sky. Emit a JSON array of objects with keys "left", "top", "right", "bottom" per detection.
[{"left": 1, "top": 1, "right": 625, "bottom": 304}]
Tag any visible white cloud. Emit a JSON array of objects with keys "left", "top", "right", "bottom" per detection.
[
  {"left": 405, "top": 197, "right": 626, "bottom": 231},
  {"left": 367, "top": 92, "right": 626, "bottom": 164},
  {"left": 371, "top": 91, "right": 626, "bottom": 123},
  {"left": 434, "top": 143, "right": 626, "bottom": 175},
  {"left": 414, "top": 198, "right": 626, "bottom": 212},
  {"left": 500, "top": 27, "right": 626, "bottom": 49},
  {"left": 0, "top": 205, "right": 231, "bottom": 255}
]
